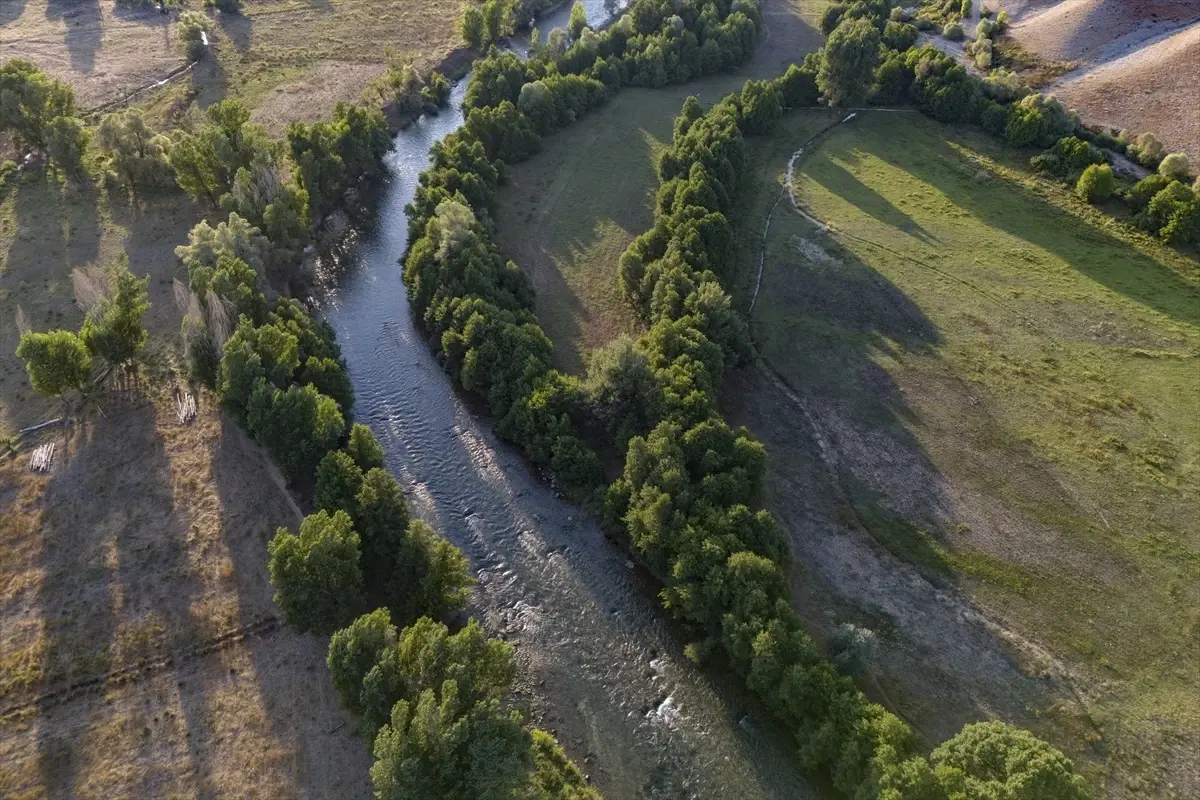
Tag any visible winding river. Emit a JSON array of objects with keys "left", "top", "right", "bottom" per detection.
[{"left": 314, "top": 3, "right": 816, "bottom": 797}]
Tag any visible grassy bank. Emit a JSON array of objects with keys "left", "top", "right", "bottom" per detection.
[{"left": 747, "top": 109, "right": 1199, "bottom": 792}]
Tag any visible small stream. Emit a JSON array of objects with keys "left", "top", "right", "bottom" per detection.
[{"left": 313, "top": 3, "right": 817, "bottom": 797}]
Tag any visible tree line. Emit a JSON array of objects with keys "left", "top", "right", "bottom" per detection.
[
  {"left": 814, "top": 2, "right": 1199, "bottom": 247},
  {"left": 401, "top": 0, "right": 1096, "bottom": 796}
]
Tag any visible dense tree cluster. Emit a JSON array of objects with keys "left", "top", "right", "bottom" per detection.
[
  {"left": 286, "top": 102, "right": 391, "bottom": 223},
  {"left": 600, "top": 83, "right": 1094, "bottom": 800}
]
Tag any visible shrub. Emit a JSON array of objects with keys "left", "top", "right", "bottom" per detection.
[
  {"left": 829, "top": 623, "right": 878, "bottom": 676},
  {"left": 461, "top": 5, "right": 486, "bottom": 49},
  {"left": 960, "top": 0, "right": 972, "bottom": 17},
  {"left": 1128, "top": 132, "right": 1165, "bottom": 168},
  {"left": 975, "top": 18, "right": 994, "bottom": 39},
  {"left": 1076, "top": 164, "right": 1114, "bottom": 203},
  {"left": 889, "top": 6, "right": 910, "bottom": 23},
  {"left": 1005, "top": 93, "right": 1078, "bottom": 148},
  {"left": 16, "top": 330, "right": 91, "bottom": 398},
  {"left": 943, "top": 22, "right": 964, "bottom": 41},
  {"left": 268, "top": 510, "right": 364, "bottom": 635},
  {"left": 774, "top": 63, "right": 820, "bottom": 108},
  {"left": 1127, "top": 173, "right": 1170, "bottom": 210},
  {"left": 1159, "top": 152, "right": 1190, "bottom": 181}
]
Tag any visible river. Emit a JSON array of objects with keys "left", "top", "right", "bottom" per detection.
[{"left": 313, "top": 3, "right": 817, "bottom": 797}]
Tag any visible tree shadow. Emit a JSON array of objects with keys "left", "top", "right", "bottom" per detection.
[
  {"left": 0, "top": 0, "right": 28, "bottom": 26},
  {"left": 45, "top": 0, "right": 101, "bottom": 75},
  {"left": 29, "top": 396, "right": 201, "bottom": 794},
  {"left": 873, "top": 125, "right": 1200, "bottom": 327},
  {"left": 217, "top": 9, "right": 254, "bottom": 53},
  {"left": 804, "top": 153, "right": 939, "bottom": 245}
]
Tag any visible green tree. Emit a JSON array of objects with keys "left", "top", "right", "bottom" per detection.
[
  {"left": 247, "top": 382, "right": 345, "bottom": 480},
  {"left": 818, "top": 18, "right": 881, "bottom": 106},
  {"left": 176, "top": 213, "right": 269, "bottom": 276},
  {"left": 567, "top": 2, "right": 587, "bottom": 40},
  {"left": 481, "top": 0, "right": 512, "bottom": 48},
  {"left": 299, "top": 355, "right": 354, "bottom": 413},
  {"left": 930, "top": 721, "right": 1089, "bottom": 800},
  {"left": 96, "top": 110, "right": 175, "bottom": 191},
  {"left": 262, "top": 183, "right": 311, "bottom": 276},
  {"left": 268, "top": 509, "right": 364, "bottom": 635},
  {"left": 529, "top": 729, "right": 601, "bottom": 799},
  {"left": 461, "top": 5, "right": 486, "bottom": 49},
  {"left": 353, "top": 467, "right": 410, "bottom": 584},
  {"left": 45, "top": 116, "right": 90, "bottom": 180},
  {"left": 16, "top": 330, "right": 91, "bottom": 399},
  {"left": 386, "top": 520, "right": 472, "bottom": 627},
  {"left": 80, "top": 256, "right": 150, "bottom": 366},
  {"left": 1075, "top": 163, "right": 1114, "bottom": 203},
  {"left": 0, "top": 60, "right": 77, "bottom": 152},
  {"left": 327, "top": 608, "right": 397, "bottom": 716},
  {"left": 178, "top": 11, "right": 211, "bottom": 62},
  {"left": 189, "top": 254, "right": 265, "bottom": 324},
  {"left": 347, "top": 423, "right": 385, "bottom": 470},
  {"left": 316, "top": 450, "right": 365, "bottom": 517},
  {"left": 1159, "top": 152, "right": 1190, "bottom": 181},
  {"left": 370, "top": 682, "right": 531, "bottom": 800}
]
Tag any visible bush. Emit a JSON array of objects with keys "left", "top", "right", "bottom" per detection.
[
  {"left": 889, "top": 6, "right": 910, "bottom": 22},
  {"left": 943, "top": 22, "right": 964, "bottom": 40},
  {"left": 1159, "top": 152, "right": 1190, "bottom": 181},
  {"left": 975, "top": 18, "right": 994, "bottom": 38},
  {"left": 1005, "top": 93, "right": 1078, "bottom": 148},
  {"left": 247, "top": 382, "right": 346, "bottom": 481},
  {"left": 960, "top": 0, "right": 972, "bottom": 17},
  {"left": 1128, "top": 131, "right": 1165, "bottom": 168},
  {"left": 1076, "top": 164, "right": 1114, "bottom": 203},
  {"left": 1127, "top": 173, "right": 1170, "bottom": 210},
  {"left": 80, "top": 256, "right": 151, "bottom": 367},
  {"left": 316, "top": 450, "right": 365, "bottom": 517},
  {"left": 268, "top": 510, "right": 363, "bottom": 635}
]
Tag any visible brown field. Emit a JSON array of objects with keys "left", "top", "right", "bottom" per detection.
[
  {"left": 1, "top": 0, "right": 466, "bottom": 132},
  {"left": 0, "top": 166, "right": 370, "bottom": 795},
  {"left": 1005, "top": 0, "right": 1200, "bottom": 157}
]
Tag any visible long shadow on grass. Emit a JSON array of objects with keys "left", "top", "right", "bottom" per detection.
[
  {"left": 45, "top": 0, "right": 100, "bottom": 75},
  {"left": 804, "top": 152, "right": 938, "bottom": 245},
  {"left": 31, "top": 397, "right": 203, "bottom": 794},
  {"left": 874, "top": 128, "right": 1200, "bottom": 327}
]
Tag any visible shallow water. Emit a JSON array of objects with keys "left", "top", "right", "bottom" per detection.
[{"left": 313, "top": 6, "right": 817, "bottom": 797}]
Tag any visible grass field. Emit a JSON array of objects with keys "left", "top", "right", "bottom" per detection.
[
  {"left": 493, "top": 0, "right": 828, "bottom": 374},
  {"left": 742, "top": 109, "right": 1199, "bottom": 795}
]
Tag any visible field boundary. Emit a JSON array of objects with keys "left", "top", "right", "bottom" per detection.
[{"left": 0, "top": 614, "right": 281, "bottom": 723}]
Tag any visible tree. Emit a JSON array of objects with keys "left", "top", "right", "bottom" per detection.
[
  {"left": 930, "top": 721, "right": 1090, "bottom": 800},
  {"left": 299, "top": 355, "right": 354, "bottom": 413},
  {"left": 1159, "top": 152, "right": 1190, "bottom": 181},
  {"left": 248, "top": 382, "right": 345, "bottom": 481},
  {"left": 176, "top": 213, "right": 269, "bottom": 275},
  {"left": 262, "top": 183, "right": 311, "bottom": 277},
  {"left": 316, "top": 450, "right": 365, "bottom": 517},
  {"left": 461, "top": 5, "right": 486, "bottom": 49},
  {"left": 45, "top": 116, "right": 90, "bottom": 180},
  {"left": 1075, "top": 163, "right": 1114, "bottom": 203},
  {"left": 16, "top": 330, "right": 91, "bottom": 399},
  {"left": 353, "top": 467, "right": 410, "bottom": 584},
  {"left": 481, "top": 0, "right": 513, "bottom": 48},
  {"left": 347, "top": 423, "right": 385, "bottom": 470},
  {"left": 268, "top": 509, "right": 364, "bottom": 635},
  {"left": 370, "top": 683, "right": 531, "bottom": 800},
  {"left": 568, "top": 2, "right": 588, "bottom": 40},
  {"left": 386, "top": 520, "right": 472, "bottom": 627},
  {"left": 80, "top": 256, "right": 150, "bottom": 366},
  {"left": 819, "top": 18, "right": 882, "bottom": 107},
  {"left": 178, "top": 11, "right": 211, "bottom": 62},
  {"left": 327, "top": 608, "right": 397, "bottom": 716},
  {"left": 189, "top": 254, "right": 265, "bottom": 324},
  {"left": 0, "top": 60, "right": 77, "bottom": 152},
  {"left": 96, "top": 111, "right": 175, "bottom": 191}
]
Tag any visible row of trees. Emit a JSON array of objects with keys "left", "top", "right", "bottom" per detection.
[
  {"left": 403, "top": 0, "right": 767, "bottom": 499},
  {"left": 266, "top": 417, "right": 597, "bottom": 797},
  {"left": 806, "top": 11, "right": 1198, "bottom": 248},
  {"left": 606, "top": 82, "right": 1090, "bottom": 800}
]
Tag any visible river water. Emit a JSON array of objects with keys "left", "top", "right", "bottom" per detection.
[{"left": 313, "top": 3, "right": 817, "bottom": 797}]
